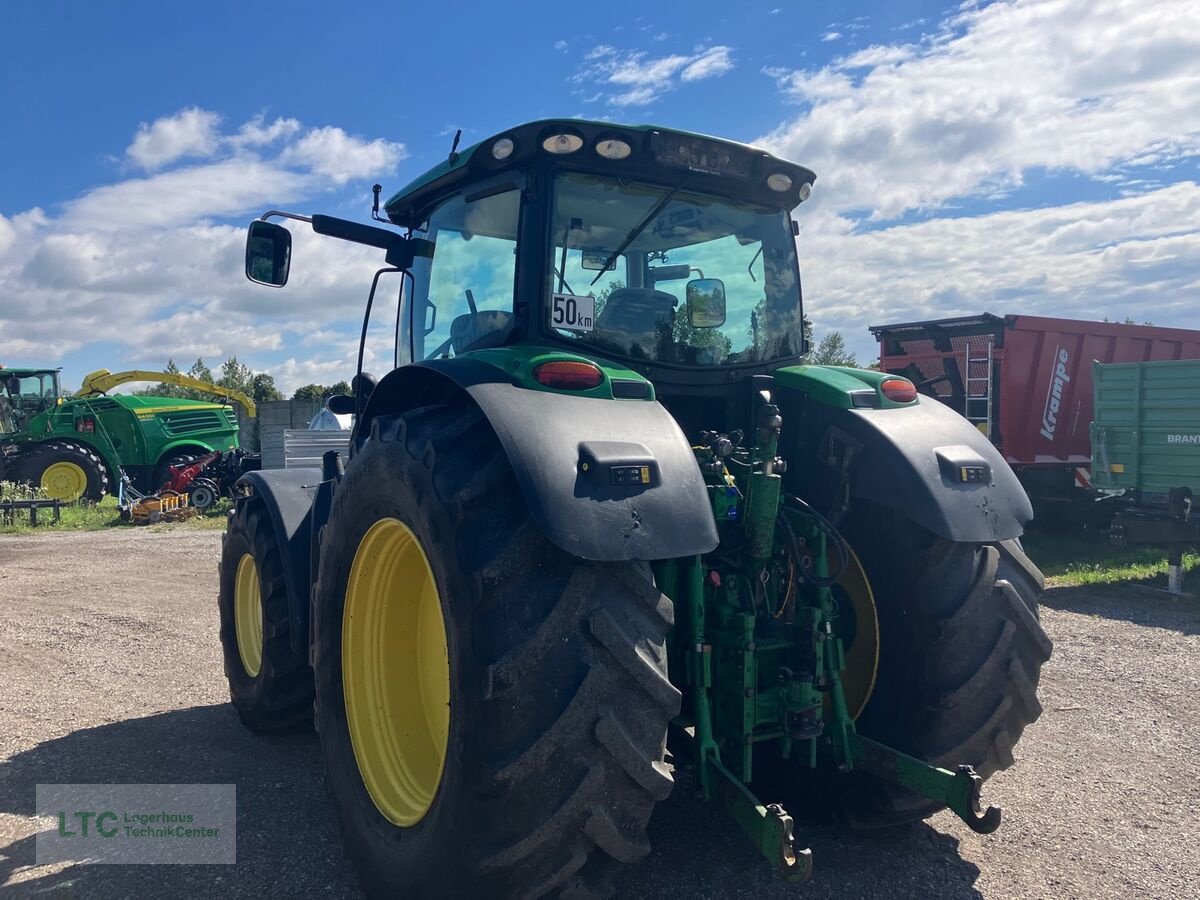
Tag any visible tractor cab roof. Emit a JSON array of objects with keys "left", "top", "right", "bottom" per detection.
[
  {"left": 383, "top": 119, "right": 816, "bottom": 228},
  {"left": 0, "top": 366, "right": 62, "bottom": 378}
]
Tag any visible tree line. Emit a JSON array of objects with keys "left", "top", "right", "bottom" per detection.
[{"left": 133, "top": 358, "right": 351, "bottom": 403}]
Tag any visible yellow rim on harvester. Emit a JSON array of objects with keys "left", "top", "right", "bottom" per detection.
[
  {"left": 343, "top": 517, "right": 450, "bottom": 827},
  {"left": 832, "top": 545, "right": 880, "bottom": 719},
  {"left": 234, "top": 553, "right": 264, "bottom": 677},
  {"left": 40, "top": 461, "right": 88, "bottom": 502}
]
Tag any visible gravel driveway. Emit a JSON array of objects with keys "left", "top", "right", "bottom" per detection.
[{"left": 1, "top": 528, "right": 1197, "bottom": 898}]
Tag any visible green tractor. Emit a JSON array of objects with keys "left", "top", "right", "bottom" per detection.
[
  {"left": 221, "top": 120, "right": 1050, "bottom": 897},
  {"left": 0, "top": 366, "right": 254, "bottom": 502}
]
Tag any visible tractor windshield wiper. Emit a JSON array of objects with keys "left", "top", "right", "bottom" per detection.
[{"left": 590, "top": 178, "right": 688, "bottom": 287}]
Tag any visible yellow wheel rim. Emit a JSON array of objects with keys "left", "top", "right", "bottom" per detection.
[
  {"left": 41, "top": 461, "right": 88, "bottom": 502},
  {"left": 234, "top": 553, "right": 264, "bottom": 677},
  {"left": 832, "top": 545, "right": 880, "bottom": 719},
  {"left": 343, "top": 517, "right": 450, "bottom": 827}
]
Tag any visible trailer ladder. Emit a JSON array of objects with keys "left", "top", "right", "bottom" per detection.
[{"left": 964, "top": 336, "right": 994, "bottom": 437}]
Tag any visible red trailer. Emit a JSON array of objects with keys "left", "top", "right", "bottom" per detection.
[{"left": 870, "top": 313, "right": 1200, "bottom": 509}]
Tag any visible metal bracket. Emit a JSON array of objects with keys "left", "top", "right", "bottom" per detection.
[{"left": 708, "top": 757, "right": 812, "bottom": 881}]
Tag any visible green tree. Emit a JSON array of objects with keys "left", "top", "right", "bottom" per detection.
[
  {"left": 250, "top": 372, "right": 283, "bottom": 403},
  {"left": 291, "top": 384, "right": 327, "bottom": 402},
  {"left": 187, "top": 358, "right": 214, "bottom": 385},
  {"left": 134, "top": 357, "right": 281, "bottom": 403},
  {"left": 217, "top": 356, "right": 255, "bottom": 396},
  {"left": 809, "top": 331, "right": 858, "bottom": 367},
  {"left": 292, "top": 380, "right": 354, "bottom": 402}
]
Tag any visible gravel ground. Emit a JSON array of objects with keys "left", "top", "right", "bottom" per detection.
[{"left": 1, "top": 528, "right": 1197, "bottom": 898}]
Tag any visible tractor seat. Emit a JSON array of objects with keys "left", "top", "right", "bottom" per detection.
[
  {"left": 593, "top": 288, "right": 677, "bottom": 357},
  {"left": 450, "top": 310, "right": 513, "bottom": 355}
]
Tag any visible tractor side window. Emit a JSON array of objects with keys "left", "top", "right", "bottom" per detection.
[{"left": 406, "top": 185, "right": 522, "bottom": 361}]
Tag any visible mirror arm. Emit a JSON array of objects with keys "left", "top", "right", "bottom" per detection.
[{"left": 260, "top": 210, "right": 313, "bottom": 225}]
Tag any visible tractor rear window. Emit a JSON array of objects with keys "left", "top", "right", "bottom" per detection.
[{"left": 547, "top": 173, "right": 804, "bottom": 368}]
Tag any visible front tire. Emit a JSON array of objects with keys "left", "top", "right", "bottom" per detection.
[
  {"left": 313, "top": 402, "right": 679, "bottom": 899},
  {"left": 15, "top": 440, "right": 109, "bottom": 502}
]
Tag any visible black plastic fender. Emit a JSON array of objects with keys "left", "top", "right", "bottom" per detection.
[
  {"left": 359, "top": 360, "right": 719, "bottom": 561},
  {"left": 781, "top": 393, "right": 1032, "bottom": 543},
  {"left": 234, "top": 467, "right": 319, "bottom": 655}
]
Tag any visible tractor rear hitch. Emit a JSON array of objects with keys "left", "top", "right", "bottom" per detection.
[
  {"left": 709, "top": 757, "right": 812, "bottom": 882},
  {"left": 850, "top": 735, "right": 1002, "bottom": 834}
]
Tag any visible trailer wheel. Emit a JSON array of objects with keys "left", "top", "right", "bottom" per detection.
[
  {"left": 217, "top": 502, "right": 314, "bottom": 731},
  {"left": 312, "top": 401, "right": 679, "bottom": 899},
  {"left": 14, "top": 440, "right": 109, "bottom": 502},
  {"left": 832, "top": 508, "right": 1051, "bottom": 827},
  {"left": 187, "top": 478, "right": 220, "bottom": 511}
]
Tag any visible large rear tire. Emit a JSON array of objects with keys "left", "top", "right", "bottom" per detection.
[
  {"left": 754, "top": 506, "right": 1051, "bottom": 828},
  {"left": 312, "top": 402, "right": 679, "bottom": 899},
  {"left": 834, "top": 509, "right": 1052, "bottom": 826},
  {"left": 217, "top": 503, "right": 315, "bottom": 732},
  {"left": 14, "top": 440, "right": 109, "bottom": 502}
]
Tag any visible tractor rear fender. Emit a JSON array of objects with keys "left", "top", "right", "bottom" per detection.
[
  {"left": 777, "top": 370, "right": 1032, "bottom": 542},
  {"left": 233, "top": 468, "right": 319, "bottom": 656},
  {"left": 358, "top": 359, "right": 719, "bottom": 561}
]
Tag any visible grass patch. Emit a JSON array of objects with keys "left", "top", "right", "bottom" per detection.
[
  {"left": 1022, "top": 530, "right": 1199, "bottom": 589},
  {"left": 0, "top": 483, "right": 230, "bottom": 535}
]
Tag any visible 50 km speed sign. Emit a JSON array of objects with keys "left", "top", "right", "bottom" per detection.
[{"left": 550, "top": 293, "right": 595, "bottom": 333}]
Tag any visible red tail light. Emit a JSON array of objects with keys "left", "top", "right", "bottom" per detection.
[
  {"left": 880, "top": 377, "right": 917, "bottom": 403},
  {"left": 532, "top": 361, "right": 604, "bottom": 390}
]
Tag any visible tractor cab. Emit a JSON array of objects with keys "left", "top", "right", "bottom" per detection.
[
  {"left": 246, "top": 120, "right": 815, "bottom": 416},
  {"left": 0, "top": 367, "right": 62, "bottom": 432}
]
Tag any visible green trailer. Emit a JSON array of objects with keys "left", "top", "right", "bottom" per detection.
[{"left": 1091, "top": 358, "right": 1200, "bottom": 592}]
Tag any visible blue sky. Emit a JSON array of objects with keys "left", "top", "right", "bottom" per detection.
[{"left": 2, "top": 0, "right": 1198, "bottom": 391}]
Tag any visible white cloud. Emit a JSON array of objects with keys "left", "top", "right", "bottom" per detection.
[
  {"left": 231, "top": 115, "right": 302, "bottom": 148},
  {"left": 761, "top": 0, "right": 1200, "bottom": 220},
  {"left": 126, "top": 108, "right": 222, "bottom": 171},
  {"left": 280, "top": 126, "right": 407, "bottom": 185},
  {"left": 64, "top": 159, "right": 317, "bottom": 230},
  {"left": 821, "top": 31, "right": 842, "bottom": 42},
  {"left": 0, "top": 109, "right": 409, "bottom": 384},
  {"left": 554, "top": 39, "right": 568, "bottom": 51},
  {"left": 681, "top": 46, "right": 734, "bottom": 82},
  {"left": 573, "top": 44, "right": 736, "bottom": 106},
  {"left": 801, "top": 183, "right": 1200, "bottom": 360}
]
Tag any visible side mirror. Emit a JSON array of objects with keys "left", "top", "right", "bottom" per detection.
[
  {"left": 245, "top": 220, "right": 292, "bottom": 287},
  {"left": 326, "top": 394, "right": 355, "bottom": 415},
  {"left": 686, "top": 278, "right": 727, "bottom": 328}
]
